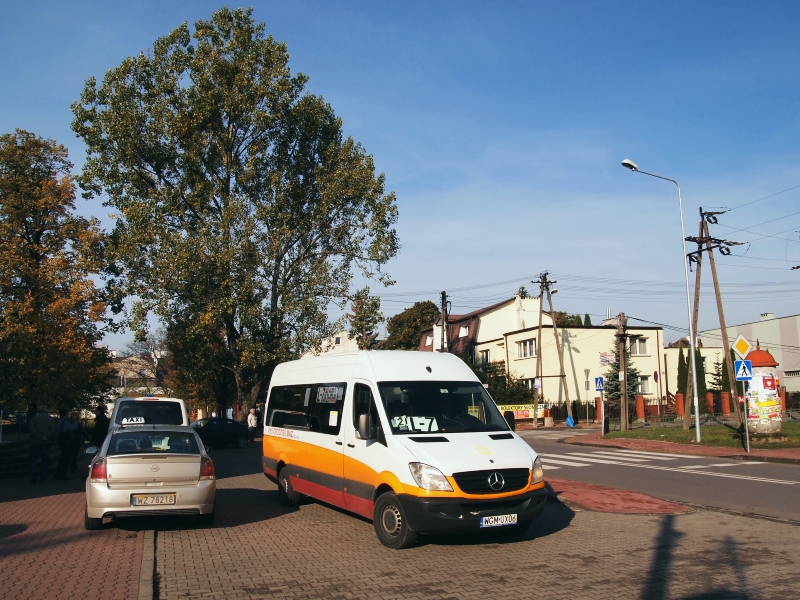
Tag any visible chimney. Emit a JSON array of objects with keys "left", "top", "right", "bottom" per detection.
[{"left": 760, "top": 312, "right": 774, "bottom": 321}]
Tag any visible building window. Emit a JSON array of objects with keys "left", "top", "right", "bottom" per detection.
[
  {"left": 425, "top": 335, "right": 433, "bottom": 347},
  {"left": 630, "top": 337, "right": 648, "bottom": 355},
  {"left": 638, "top": 376, "right": 651, "bottom": 394},
  {"left": 479, "top": 349, "right": 490, "bottom": 364},
  {"left": 334, "top": 337, "right": 341, "bottom": 345},
  {"left": 517, "top": 338, "right": 536, "bottom": 358},
  {"left": 459, "top": 325, "right": 469, "bottom": 338}
]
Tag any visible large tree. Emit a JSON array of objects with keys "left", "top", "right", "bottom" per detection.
[
  {"left": 385, "top": 300, "right": 440, "bottom": 350},
  {"left": 71, "top": 8, "right": 399, "bottom": 409},
  {"left": 347, "top": 287, "right": 383, "bottom": 350},
  {"left": 0, "top": 130, "right": 111, "bottom": 410}
]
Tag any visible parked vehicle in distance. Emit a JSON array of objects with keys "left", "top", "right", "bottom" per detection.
[
  {"left": 262, "top": 351, "right": 546, "bottom": 549},
  {"left": 190, "top": 417, "right": 249, "bottom": 450},
  {"left": 84, "top": 424, "right": 215, "bottom": 530},
  {"left": 109, "top": 396, "right": 189, "bottom": 428}
]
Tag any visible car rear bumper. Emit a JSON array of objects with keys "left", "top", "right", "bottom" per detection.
[
  {"left": 396, "top": 487, "right": 547, "bottom": 534},
  {"left": 86, "top": 480, "right": 216, "bottom": 519}
]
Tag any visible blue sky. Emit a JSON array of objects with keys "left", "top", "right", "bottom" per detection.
[{"left": 3, "top": 1, "right": 800, "bottom": 349}]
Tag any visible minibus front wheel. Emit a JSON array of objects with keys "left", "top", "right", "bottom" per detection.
[
  {"left": 374, "top": 492, "right": 418, "bottom": 549},
  {"left": 278, "top": 467, "right": 300, "bottom": 506}
]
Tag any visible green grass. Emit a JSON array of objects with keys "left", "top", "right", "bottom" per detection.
[{"left": 605, "top": 420, "right": 800, "bottom": 449}]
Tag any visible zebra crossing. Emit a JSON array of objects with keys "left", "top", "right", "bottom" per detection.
[{"left": 537, "top": 448, "right": 798, "bottom": 485}]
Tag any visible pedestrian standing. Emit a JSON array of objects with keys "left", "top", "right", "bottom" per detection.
[
  {"left": 69, "top": 412, "right": 89, "bottom": 473},
  {"left": 28, "top": 405, "right": 56, "bottom": 483},
  {"left": 92, "top": 405, "right": 110, "bottom": 448},
  {"left": 54, "top": 408, "right": 78, "bottom": 480},
  {"left": 247, "top": 408, "right": 258, "bottom": 443}
]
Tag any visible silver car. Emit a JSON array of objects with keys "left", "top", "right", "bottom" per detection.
[{"left": 84, "top": 425, "right": 216, "bottom": 530}]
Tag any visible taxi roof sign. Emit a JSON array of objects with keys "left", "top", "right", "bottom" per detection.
[{"left": 732, "top": 334, "right": 752, "bottom": 359}]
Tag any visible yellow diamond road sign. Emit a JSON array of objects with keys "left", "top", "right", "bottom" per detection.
[{"left": 732, "top": 334, "right": 752, "bottom": 359}]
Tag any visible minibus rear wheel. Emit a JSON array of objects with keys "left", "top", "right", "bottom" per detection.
[
  {"left": 278, "top": 467, "right": 300, "bottom": 506},
  {"left": 373, "top": 492, "right": 417, "bottom": 549}
]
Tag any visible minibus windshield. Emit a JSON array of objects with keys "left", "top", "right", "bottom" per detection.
[{"left": 377, "top": 381, "right": 509, "bottom": 434}]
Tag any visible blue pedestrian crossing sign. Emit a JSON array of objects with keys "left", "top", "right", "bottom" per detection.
[
  {"left": 734, "top": 360, "right": 753, "bottom": 381},
  {"left": 595, "top": 377, "right": 604, "bottom": 391}
]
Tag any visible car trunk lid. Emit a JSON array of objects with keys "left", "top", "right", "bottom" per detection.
[{"left": 106, "top": 454, "right": 200, "bottom": 489}]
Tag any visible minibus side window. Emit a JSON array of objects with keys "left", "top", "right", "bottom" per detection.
[
  {"left": 353, "top": 383, "right": 380, "bottom": 438},
  {"left": 309, "top": 383, "right": 346, "bottom": 435},
  {"left": 268, "top": 385, "right": 312, "bottom": 429}
]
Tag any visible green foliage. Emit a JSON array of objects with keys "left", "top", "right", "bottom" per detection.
[
  {"left": 0, "top": 130, "right": 112, "bottom": 411},
  {"left": 551, "top": 311, "right": 584, "bottom": 327},
  {"left": 602, "top": 336, "right": 642, "bottom": 402},
  {"left": 385, "top": 300, "right": 439, "bottom": 350},
  {"left": 709, "top": 352, "right": 723, "bottom": 392},
  {"left": 516, "top": 286, "right": 529, "bottom": 299},
  {"left": 677, "top": 347, "right": 688, "bottom": 397},
  {"left": 583, "top": 314, "right": 592, "bottom": 326},
  {"left": 464, "top": 357, "right": 533, "bottom": 406},
  {"left": 347, "top": 287, "right": 383, "bottom": 350},
  {"left": 71, "top": 8, "right": 399, "bottom": 404},
  {"left": 720, "top": 348, "right": 743, "bottom": 397}
]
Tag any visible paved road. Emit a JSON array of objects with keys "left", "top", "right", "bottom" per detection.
[
  {"left": 149, "top": 443, "right": 800, "bottom": 600},
  {"left": 520, "top": 429, "right": 800, "bottom": 521}
]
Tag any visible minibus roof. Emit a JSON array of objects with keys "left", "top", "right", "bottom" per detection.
[{"left": 270, "top": 351, "right": 479, "bottom": 387}]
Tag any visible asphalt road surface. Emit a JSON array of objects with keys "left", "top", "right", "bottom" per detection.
[{"left": 520, "top": 429, "right": 800, "bottom": 521}]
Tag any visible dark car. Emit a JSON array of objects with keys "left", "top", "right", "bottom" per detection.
[{"left": 190, "top": 418, "right": 249, "bottom": 450}]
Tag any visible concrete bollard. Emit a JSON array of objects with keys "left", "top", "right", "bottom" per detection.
[
  {"left": 635, "top": 395, "right": 645, "bottom": 421},
  {"left": 721, "top": 392, "right": 731, "bottom": 415},
  {"left": 676, "top": 393, "right": 684, "bottom": 416},
  {"left": 706, "top": 391, "right": 715, "bottom": 415}
]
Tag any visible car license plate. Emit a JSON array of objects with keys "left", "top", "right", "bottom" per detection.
[
  {"left": 480, "top": 514, "right": 518, "bottom": 528},
  {"left": 131, "top": 494, "right": 176, "bottom": 506}
]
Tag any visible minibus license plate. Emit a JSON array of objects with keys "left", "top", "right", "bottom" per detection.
[
  {"left": 131, "top": 494, "right": 176, "bottom": 506},
  {"left": 480, "top": 514, "right": 517, "bottom": 527}
]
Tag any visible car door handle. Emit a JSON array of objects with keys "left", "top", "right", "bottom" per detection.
[
  {"left": 335, "top": 441, "right": 343, "bottom": 445},
  {"left": 346, "top": 443, "right": 355, "bottom": 448}
]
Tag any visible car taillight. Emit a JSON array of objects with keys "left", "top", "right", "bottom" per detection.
[
  {"left": 200, "top": 456, "right": 215, "bottom": 480},
  {"left": 90, "top": 458, "right": 107, "bottom": 482}
]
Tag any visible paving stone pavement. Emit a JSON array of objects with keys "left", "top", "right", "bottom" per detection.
[
  {"left": 0, "top": 474, "right": 144, "bottom": 600},
  {"left": 156, "top": 447, "right": 800, "bottom": 600}
]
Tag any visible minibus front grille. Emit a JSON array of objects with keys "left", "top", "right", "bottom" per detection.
[{"left": 452, "top": 468, "right": 530, "bottom": 494}]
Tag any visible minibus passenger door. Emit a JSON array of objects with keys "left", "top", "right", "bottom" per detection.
[{"left": 344, "top": 381, "right": 389, "bottom": 519}]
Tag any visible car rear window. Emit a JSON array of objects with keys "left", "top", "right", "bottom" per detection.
[
  {"left": 115, "top": 401, "right": 183, "bottom": 425},
  {"left": 107, "top": 431, "right": 200, "bottom": 455}
]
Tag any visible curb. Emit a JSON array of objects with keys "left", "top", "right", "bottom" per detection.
[
  {"left": 562, "top": 436, "right": 800, "bottom": 465},
  {"left": 138, "top": 530, "right": 154, "bottom": 600}
]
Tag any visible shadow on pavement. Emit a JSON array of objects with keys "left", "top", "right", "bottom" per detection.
[
  {"left": 0, "top": 523, "right": 28, "bottom": 539},
  {"left": 640, "top": 514, "right": 753, "bottom": 600},
  {"left": 207, "top": 443, "right": 264, "bottom": 480}
]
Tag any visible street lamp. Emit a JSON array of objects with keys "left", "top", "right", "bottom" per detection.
[{"left": 620, "top": 158, "right": 702, "bottom": 442}]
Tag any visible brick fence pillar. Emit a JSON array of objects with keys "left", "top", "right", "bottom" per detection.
[
  {"left": 676, "top": 393, "right": 684, "bottom": 416},
  {"left": 635, "top": 395, "right": 645, "bottom": 420},
  {"left": 721, "top": 392, "right": 731, "bottom": 415},
  {"left": 595, "top": 397, "right": 602, "bottom": 423},
  {"left": 780, "top": 388, "right": 787, "bottom": 412},
  {"left": 706, "top": 391, "right": 715, "bottom": 415}
]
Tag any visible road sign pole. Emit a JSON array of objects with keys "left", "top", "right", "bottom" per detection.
[{"left": 743, "top": 381, "right": 750, "bottom": 454}]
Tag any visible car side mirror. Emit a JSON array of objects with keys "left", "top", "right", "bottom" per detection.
[
  {"left": 85, "top": 446, "right": 98, "bottom": 455},
  {"left": 357, "top": 413, "right": 375, "bottom": 440},
  {"left": 503, "top": 411, "right": 516, "bottom": 431}
]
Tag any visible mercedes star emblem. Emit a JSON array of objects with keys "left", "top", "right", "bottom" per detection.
[{"left": 487, "top": 471, "right": 505, "bottom": 491}]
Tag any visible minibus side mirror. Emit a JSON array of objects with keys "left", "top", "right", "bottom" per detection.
[
  {"left": 503, "top": 411, "right": 516, "bottom": 431},
  {"left": 357, "top": 413, "right": 375, "bottom": 440}
]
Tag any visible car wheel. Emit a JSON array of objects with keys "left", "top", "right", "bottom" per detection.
[
  {"left": 84, "top": 506, "right": 103, "bottom": 531},
  {"left": 373, "top": 492, "right": 418, "bottom": 549},
  {"left": 236, "top": 435, "right": 248, "bottom": 449},
  {"left": 197, "top": 508, "right": 215, "bottom": 527},
  {"left": 278, "top": 467, "right": 300, "bottom": 506}
]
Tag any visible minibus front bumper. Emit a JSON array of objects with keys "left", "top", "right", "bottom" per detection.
[{"left": 396, "top": 487, "right": 547, "bottom": 534}]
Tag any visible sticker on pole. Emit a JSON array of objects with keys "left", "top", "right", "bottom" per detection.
[
  {"left": 734, "top": 360, "right": 753, "bottom": 381},
  {"left": 595, "top": 377, "right": 604, "bottom": 392},
  {"left": 732, "top": 334, "right": 752, "bottom": 359}
]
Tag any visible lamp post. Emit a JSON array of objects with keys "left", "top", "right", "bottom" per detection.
[{"left": 620, "top": 159, "right": 702, "bottom": 442}]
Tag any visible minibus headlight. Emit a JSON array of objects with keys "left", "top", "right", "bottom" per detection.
[
  {"left": 532, "top": 456, "right": 544, "bottom": 484},
  {"left": 409, "top": 463, "right": 453, "bottom": 492}
]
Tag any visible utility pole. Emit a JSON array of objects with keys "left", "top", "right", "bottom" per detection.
[
  {"left": 440, "top": 291, "right": 449, "bottom": 353},
  {"left": 618, "top": 312, "right": 628, "bottom": 431},
  {"left": 702, "top": 217, "right": 743, "bottom": 423},
  {"left": 539, "top": 272, "right": 572, "bottom": 420}
]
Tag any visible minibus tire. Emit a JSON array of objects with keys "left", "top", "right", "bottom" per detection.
[
  {"left": 278, "top": 467, "right": 300, "bottom": 506},
  {"left": 373, "top": 492, "right": 418, "bottom": 549}
]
